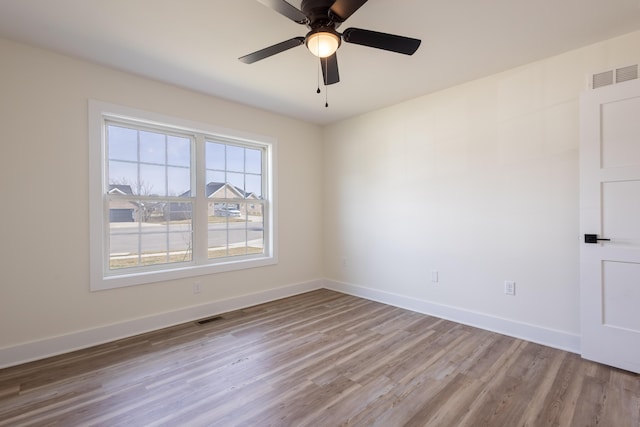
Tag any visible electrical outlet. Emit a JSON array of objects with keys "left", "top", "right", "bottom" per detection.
[
  {"left": 341, "top": 258, "right": 348, "bottom": 270},
  {"left": 504, "top": 281, "right": 516, "bottom": 296},
  {"left": 431, "top": 270, "right": 439, "bottom": 283},
  {"left": 193, "top": 281, "right": 202, "bottom": 294}
]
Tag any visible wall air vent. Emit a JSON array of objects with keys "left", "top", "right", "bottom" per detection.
[
  {"left": 592, "top": 70, "right": 614, "bottom": 89},
  {"left": 591, "top": 64, "right": 638, "bottom": 89},
  {"left": 616, "top": 64, "right": 638, "bottom": 83}
]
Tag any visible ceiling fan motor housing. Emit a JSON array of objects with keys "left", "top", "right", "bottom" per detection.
[{"left": 301, "top": 0, "right": 342, "bottom": 28}]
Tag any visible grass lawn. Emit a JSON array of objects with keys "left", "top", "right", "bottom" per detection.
[{"left": 110, "top": 246, "right": 264, "bottom": 269}]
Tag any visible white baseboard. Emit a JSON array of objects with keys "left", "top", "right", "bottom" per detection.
[
  {"left": 1, "top": 279, "right": 580, "bottom": 369},
  {"left": 324, "top": 279, "right": 581, "bottom": 354},
  {"left": 0, "top": 279, "right": 324, "bottom": 369}
]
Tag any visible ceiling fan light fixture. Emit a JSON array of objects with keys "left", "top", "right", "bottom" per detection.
[{"left": 306, "top": 29, "right": 341, "bottom": 58}]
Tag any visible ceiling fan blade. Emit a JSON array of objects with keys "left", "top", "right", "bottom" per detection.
[
  {"left": 342, "top": 27, "right": 421, "bottom": 55},
  {"left": 321, "top": 53, "right": 340, "bottom": 85},
  {"left": 239, "top": 37, "right": 305, "bottom": 64},
  {"left": 329, "top": 0, "right": 368, "bottom": 22},
  {"left": 256, "top": 0, "right": 308, "bottom": 24}
]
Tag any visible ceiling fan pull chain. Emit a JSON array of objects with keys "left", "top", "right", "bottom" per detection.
[
  {"left": 323, "top": 58, "right": 329, "bottom": 108},
  {"left": 325, "top": 83, "right": 329, "bottom": 108},
  {"left": 317, "top": 59, "right": 321, "bottom": 94}
]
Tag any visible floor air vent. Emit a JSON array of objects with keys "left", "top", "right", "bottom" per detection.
[
  {"left": 592, "top": 64, "right": 638, "bottom": 89},
  {"left": 196, "top": 315, "right": 223, "bottom": 325}
]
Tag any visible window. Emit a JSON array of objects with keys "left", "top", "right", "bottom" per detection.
[
  {"left": 205, "top": 141, "right": 265, "bottom": 259},
  {"left": 89, "top": 101, "right": 277, "bottom": 290}
]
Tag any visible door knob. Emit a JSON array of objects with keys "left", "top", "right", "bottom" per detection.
[{"left": 584, "top": 234, "right": 611, "bottom": 244}]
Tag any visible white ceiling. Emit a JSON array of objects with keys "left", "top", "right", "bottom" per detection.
[{"left": 1, "top": 0, "right": 640, "bottom": 124}]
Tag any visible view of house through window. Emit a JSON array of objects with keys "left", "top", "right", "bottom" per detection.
[
  {"left": 205, "top": 141, "right": 264, "bottom": 259},
  {"left": 107, "top": 123, "right": 194, "bottom": 270},
  {"left": 107, "top": 125, "right": 269, "bottom": 270},
  {"left": 92, "top": 102, "right": 274, "bottom": 291}
]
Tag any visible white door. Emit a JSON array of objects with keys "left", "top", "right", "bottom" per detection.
[{"left": 580, "top": 78, "right": 640, "bottom": 374}]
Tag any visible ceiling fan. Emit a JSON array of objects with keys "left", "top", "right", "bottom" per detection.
[{"left": 239, "top": 0, "right": 422, "bottom": 86}]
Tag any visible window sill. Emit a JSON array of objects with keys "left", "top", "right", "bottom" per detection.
[{"left": 91, "top": 255, "right": 277, "bottom": 291}]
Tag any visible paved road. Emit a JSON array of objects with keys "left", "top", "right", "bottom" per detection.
[{"left": 109, "top": 221, "right": 263, "bottom": 254}]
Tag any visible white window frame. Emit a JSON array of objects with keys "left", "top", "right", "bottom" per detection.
[{"left": 89, "top": 100, "right": 278, "bottom": 291}]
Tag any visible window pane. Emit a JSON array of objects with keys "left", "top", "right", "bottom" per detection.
[
  {"left": 208, "top": 202, "right": 231, "bottom": 259},
  {"left": 210, "top": 201, "right": 241, "bottom": 218},
  {"left": 108, "top": 198, "right": 138, "bottom": 223},
  {"left": 108, "top": 160, "right": 138, "bottom": 193},
  {"left": 108, "top": 198, "right": 139, "bottom": 269},
  {"left": 247, "top": 203, "right": 264, "bottom": 255},
  {"left": 140, "top": 130, "right": 166, "bottom": 164},
  {"left": 230, "top": 219, "right": 248, "bottom": 256},
  {"left": 144, "top": 201, "right": 167, "bottom": 223},
  {"left": 207, "top": 182, "right": 229, "bottom": 200},
  {"left": 246, "top": 148, "right": 262, "bottom": 174},
  {"left": 109, "top": 234, "right": 140, "bottom": 270},
  {"left": 168, "top": 166, "right": 190, "bottom": 197},
  {"left": 227, "top": 172, "right": 244, "bottom": 194},
  {"left": 108, "top": 125, "right": 137, "bottom": 162},
  {"left": 206, "top": 171, "right": 226, "bottom": 197},
  {"left": 208, "top": 231, "right": 227, "bottom": 258},
  {"left": 206, "top": 142, "right": 225, "bottom": 170},
  {"left": 208, "top": 201, "right": 230, "bottom": 259},
  {"left": 139, "top": 164, "right": 166, "bottom": 196},
  {"left": 168, "top": 135, "right": 190, "bottom": 167},
  {"left": 166, "top": 201, "right": 192, "bottom": 221},
  {"left": 246, "top": 174, "right": 262, "bottom": 198},
  {"left": 226, "top": 145, "right": 244, "bottom": 172},
  {"left": 169, "top": 232, "right": 192, "bottom": 263},
  {"left": 140, "top": 233, "right": 168, "bottom": 265}
]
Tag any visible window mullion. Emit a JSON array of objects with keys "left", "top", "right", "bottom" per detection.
[
  {"left": 193, "top": 134, "right": 208, "bottom": 264},
  {"left": 164, "top": 134, "right": 169, "bottom": 264},
  {"left": 136, "top": 129, "right": 142, "bottom": 266}
]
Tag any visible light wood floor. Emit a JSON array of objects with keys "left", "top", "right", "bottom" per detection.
[{"left": 1, "top": 289, "right": 639, "bottom": 426}]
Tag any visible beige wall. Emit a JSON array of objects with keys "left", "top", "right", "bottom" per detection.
[
  {"left": 323, "top": 30, "right": 640, "bottom": 337},
  {"left": 0, "top": 38, "right": 324, "bottom": 349}
]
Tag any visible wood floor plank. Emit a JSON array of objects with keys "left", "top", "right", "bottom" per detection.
[
  {"left": 402, "top": 373, "right": 482, "bottom": 427},
  {"left": 1, "top": 289, "right": 638, "bottom": 426}
]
